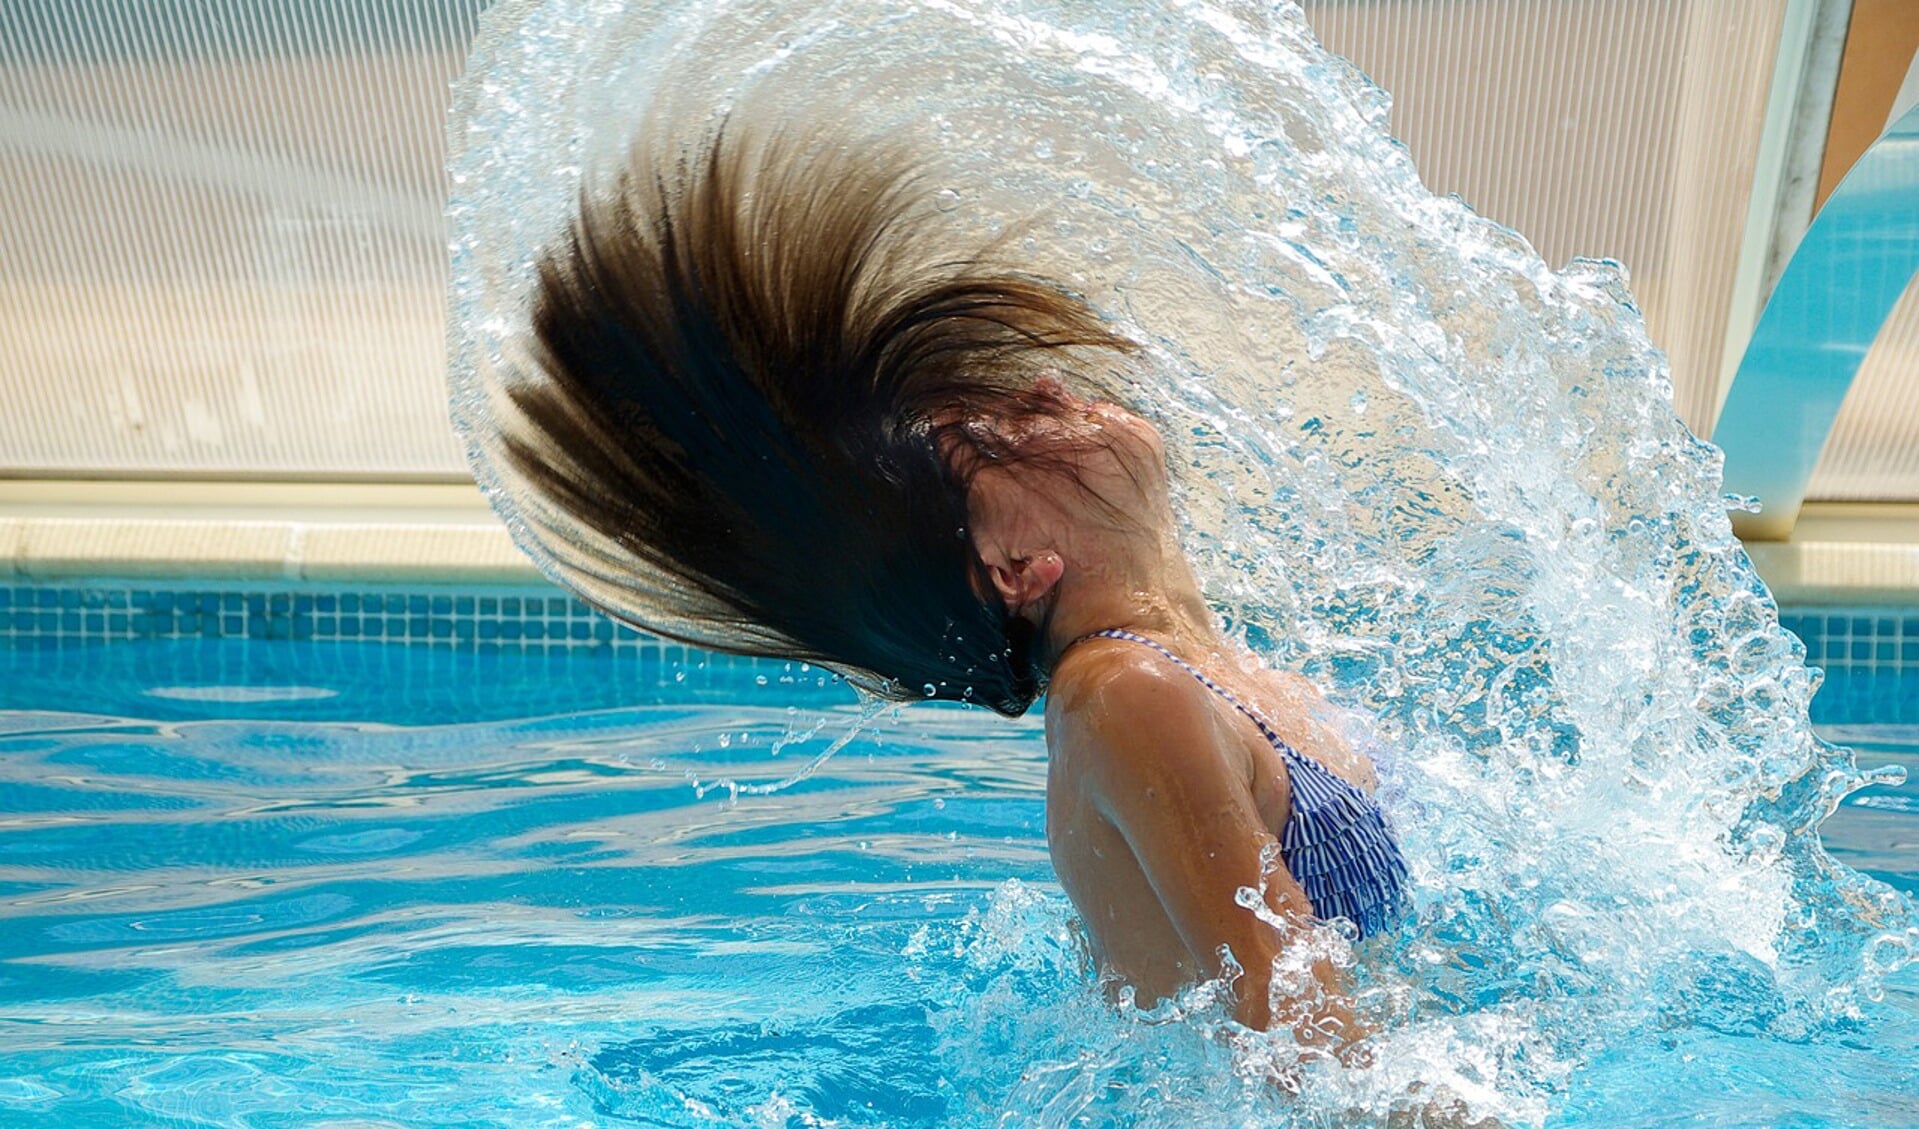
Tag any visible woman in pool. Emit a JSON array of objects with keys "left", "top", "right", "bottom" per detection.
[{"left": 492, "top": 125, "right": 1409, "bottom": 1041}]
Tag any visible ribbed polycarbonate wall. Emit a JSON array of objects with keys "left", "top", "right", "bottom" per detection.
[
  {"left": 0, "top": 1, "right": 1822, "bottom": 485},
  {"left": 1309, "top": 0, "right": 1789, "bottom": 439},
  {"left": 0, "top": 1, "right": 487, "bottom": 478},
  {"left": 1811, "top": 271, "right": 1919, "bottom": 501}
]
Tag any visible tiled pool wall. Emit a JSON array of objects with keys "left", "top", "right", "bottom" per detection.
[
  {"left": 1776, "top": 610, "right": 1919, "bottom": 673},
  {"left": 0, "top": 581, "right": 1912, "bottom": 717},
  {"left": 1775, "top": 609, "right": 1919, "bottom": 724},
  {"left": 0, "top": 582, "right": 659, "bottom": 652}
]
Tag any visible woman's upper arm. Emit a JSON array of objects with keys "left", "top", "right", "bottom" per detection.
[{"left": 1069, "top": 663, "right": 1317, "bottom": 1028}]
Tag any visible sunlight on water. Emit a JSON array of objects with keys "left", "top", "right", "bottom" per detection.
[{"left": 450, "top": 0, "right": 1919, "bottom": 1124}]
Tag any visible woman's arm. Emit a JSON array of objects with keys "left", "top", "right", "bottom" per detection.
[{"left": 1069, "top": 661, "right": 1356, "bottom": 1040}]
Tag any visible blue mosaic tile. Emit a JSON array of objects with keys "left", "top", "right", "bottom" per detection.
[
  {"left": 5, "top": 585, "right": 1899, "bottom": 694},
  {"left": 1777, "top": 606, "right": 1918, "bottom": 680}
]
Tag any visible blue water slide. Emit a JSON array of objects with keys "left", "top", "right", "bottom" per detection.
[{"left": 1716, "top": 100, "right": 1919, "bottom": 540}]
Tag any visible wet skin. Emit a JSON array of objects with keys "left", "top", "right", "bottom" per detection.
[
  {"left": 958, "top": 378, "right": 1380, "bottom": 1037},
  {"left": 1044, "top": 632, "right": 1375, "bottom": 1035}
]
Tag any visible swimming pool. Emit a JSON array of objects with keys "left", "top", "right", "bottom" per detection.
[{"left": 0, "top": 582, "right": 1913, "bottom": 1127}]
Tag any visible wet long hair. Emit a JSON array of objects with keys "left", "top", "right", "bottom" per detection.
[{"left": 496, "top": 124, "right": 1135, "bottom": 716}]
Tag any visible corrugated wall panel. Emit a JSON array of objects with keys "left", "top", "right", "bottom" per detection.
[
  {"left": 1, "top": 0, "right": 1790, "bottom": 478},
  {"left": 1306, "top": 0, "right": 1788, "bottom": 434},
  {"left": 1808, "top": 276, "right": 1919, "bottom": 501},
  {"left": 0, "top": 0, "right": 488, "bottom": 477}
]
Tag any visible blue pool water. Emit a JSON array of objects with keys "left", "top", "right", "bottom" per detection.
[
  {"left": 0, "top": 616, "right": 1914, "bottom": 1127},
  {"left": 430, "top": 0, "right": 1919, "bottom": 1120}
]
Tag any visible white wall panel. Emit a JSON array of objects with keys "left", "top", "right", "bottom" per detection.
[
  {"left": 1, "top": 1, "right": 1795, "bottom": 478},
  {"left": 1305, "top": 0, "right": 1789, "bottom": 434},
  {"left": 1808, "top": 275, "right": 1919, "bottom": 501},
  {"left": 0, "top": 1, "right": 487, "bottom": 478}
]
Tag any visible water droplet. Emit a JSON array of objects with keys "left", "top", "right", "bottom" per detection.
[
  {"left": 755, "top": 674, "right": 768, "bottom": 686},
  {"left": 934, "top": 187, "right": 962, "bottom": 212},
  {"left": 923, "top": 683, "right": 938, "bottom": 696}
]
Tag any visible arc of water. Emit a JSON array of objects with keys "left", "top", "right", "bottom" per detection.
[{"left": 1715, "top": 97, "right": 1919, "bottom": 540}]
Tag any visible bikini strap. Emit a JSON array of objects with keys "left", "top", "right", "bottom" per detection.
[{"left": 1073, "top": 628, "right": 1304, "bottom": 760}]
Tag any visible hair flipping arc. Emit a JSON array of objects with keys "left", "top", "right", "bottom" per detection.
[{"left": 485, "top": 121, "right": 1136, "bottom": 715}]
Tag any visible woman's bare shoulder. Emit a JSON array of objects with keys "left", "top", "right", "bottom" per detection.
[
  {"left": 1046, "top": 641, "right": 1245, "bottom": 783},
  {"left": 1047, "top": 638, "right": 1207, "bottom": 732}
]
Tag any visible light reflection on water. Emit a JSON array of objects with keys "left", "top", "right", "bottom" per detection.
[{"left": 0, "top": 638, "right": 1914, "bottom": 1127}]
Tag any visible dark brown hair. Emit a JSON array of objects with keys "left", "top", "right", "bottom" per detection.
[{"left": 495, "top": 124, "right": 1134, "bottom": 715}]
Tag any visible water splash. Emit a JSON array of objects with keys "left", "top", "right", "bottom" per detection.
[{"left": 447, "top": 0, "right": 1919, "bottom": 1122}]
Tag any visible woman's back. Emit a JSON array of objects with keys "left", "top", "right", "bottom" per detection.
[{"left": 1043, "top": 633, "right": 1406, "bottom": 1029}]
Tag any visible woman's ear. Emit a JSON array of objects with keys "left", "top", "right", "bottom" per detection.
[{"left": 987, "top": 550, "right": 1064, "bottom": 615}]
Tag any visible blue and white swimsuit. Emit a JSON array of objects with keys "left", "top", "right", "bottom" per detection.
[{"left": 1079, "top": 629, "right": 1410, "bottom": 940}]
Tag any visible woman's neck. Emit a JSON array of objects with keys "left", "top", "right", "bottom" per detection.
[{"left": 1042, "top": 527, "right": 1220, "bottom": 662}]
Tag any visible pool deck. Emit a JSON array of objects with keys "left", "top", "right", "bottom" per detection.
[
  {"left": 0, "top": 481, "right": 527, "bottom": 585},
  {"left": 1, "top": 480, "right": 1917, "bottom": 605}
]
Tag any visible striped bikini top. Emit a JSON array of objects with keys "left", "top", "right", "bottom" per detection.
[{"left": 1078, "top": 629, "right": 1409, "bottom": 940}]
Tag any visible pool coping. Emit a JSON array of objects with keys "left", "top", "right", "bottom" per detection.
[
  {"left": 0, "top": 481, "right": 540, "bottom": 586},
  {"left": 3, "top": 481, "right": 1918, "bottom": 601}
]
